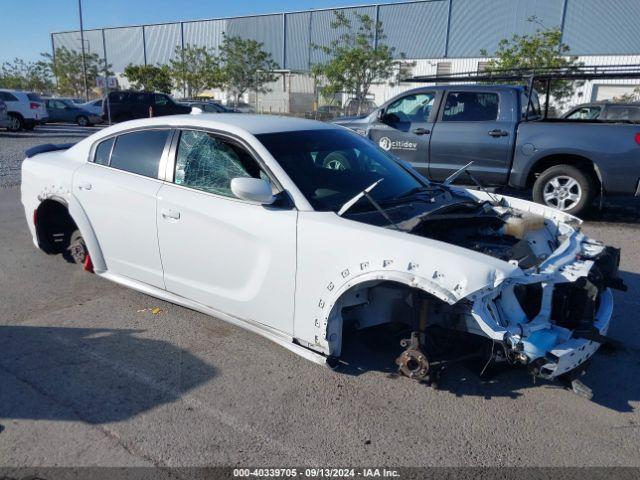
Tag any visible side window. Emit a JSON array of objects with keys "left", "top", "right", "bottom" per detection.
[
  {"left": 94, "top": 137, "right": 115, "bottom": 166},
  {"left": 1, "top": 92, "right": 18, "bottom": 102},
  {"left": 154, "top": 94, "right": 168, "bottom": 106},
  {"left": 442, "top": 92, "right": 499, "bottom": 122},
  {"left": 566, "top": 106, "right": 601, "bottom": 120},
  {"left": 109, "top": 130, "right": 169, "bottom": 178},
  {"left": 385, "top": 93, "right": 435, "bottom": 122},
  {"left": 174, "top": 130, "right": 266, "bottom": 198}
]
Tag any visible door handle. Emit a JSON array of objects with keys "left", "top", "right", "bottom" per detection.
[
  {"left": 78, "top": 181, "right": 92, "bottom": 190},
  {"left": 161, "top": 209, "right": 180, "bottom": 220},
  {"left": 412, "top": 127, "right": 431, "bottom": 135},
  {"left": 488, "top": 129, "right": 508, "bottom": 137}
]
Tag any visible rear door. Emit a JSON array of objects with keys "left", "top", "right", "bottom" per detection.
[
  {"left": 74, "top": 128, "right": 171, "bottom": 287},
  {"left": 428, "top": 90, "right": 516, "bottom": 184},
  {"left": 368, "top": 90, "right": 438, "bottom": 174}
]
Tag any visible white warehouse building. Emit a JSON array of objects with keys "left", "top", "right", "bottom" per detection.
[{"left": 51, "top": 0, "right": 640, "bottom": 113}]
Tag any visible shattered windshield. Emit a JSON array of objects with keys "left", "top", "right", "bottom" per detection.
[{"left": 256, "top": 129, "right": 425, "bottom": 212}]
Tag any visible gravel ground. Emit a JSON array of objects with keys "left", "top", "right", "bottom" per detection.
[
  {"left": 1, "top": 125, "right": 639, "bottom": 469},
  {"left": 0, "top": 124, "right": 101, "bottom": 188}
]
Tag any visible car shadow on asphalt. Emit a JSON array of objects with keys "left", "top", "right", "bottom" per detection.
[
  {"left": 0, "top": 325, "right": 216, "bottom": 424},
  {"left": 337, "top": 271, "right": 640, "bottom": 412},
  {"left": 581, "top": 197, "right": 640, "bottom": 225}
]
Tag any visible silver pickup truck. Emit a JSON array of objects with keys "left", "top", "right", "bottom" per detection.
[{"left": 334, "top": 85, "right": 640, "bottom": 216}]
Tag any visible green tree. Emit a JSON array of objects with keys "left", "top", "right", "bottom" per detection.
[
  {"left": 0, "top": 57, "right": 54, "bottom": 93},
  {"left": 42, "top": 47, "right": 110, "bottom": 98},
  {"left": 311, "top": 11, "right": 410, "bottom": 115},
  {"left": 480, "top": 20, "right": 582, "bottom": 107},
  {"left": 613, "top": 87, "right": 640, "bottom": 102},
  {"left": 217, "top": 34, "right": 279, "bottom": 107},
  {"left": 123, "top": 64, "right": 172, "bottom": 93},
  {"left": 169, "top": 45, "right": 220, "bottom": 98}
]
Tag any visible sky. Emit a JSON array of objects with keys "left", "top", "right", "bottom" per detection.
[{"left": 0, "top": 0, "right": 408, "bottom": 64}]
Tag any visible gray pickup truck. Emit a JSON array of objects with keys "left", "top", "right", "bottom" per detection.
[{"left": 334, "top": 85, "right": 640, "bottom": 216}]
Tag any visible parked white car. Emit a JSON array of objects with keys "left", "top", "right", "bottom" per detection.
[
  {"left": 0, "top": 89, "right": 48, "bottom": 131},
  {"left": 21, "top": 114, "right": 625, "bottom": 391}
]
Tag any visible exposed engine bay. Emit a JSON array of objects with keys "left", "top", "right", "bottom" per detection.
[{"left": 340, "top": 189, "right": 626, "bottom": 397}]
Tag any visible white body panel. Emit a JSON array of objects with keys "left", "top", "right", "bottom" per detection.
[
  {"left": 156, "top": 183, "right": 297, "bottom": 333},
  {"left": 74, "top": 163, "right": 166, "bottom": 288}
]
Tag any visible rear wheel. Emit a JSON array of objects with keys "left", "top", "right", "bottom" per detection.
[
  {"left": 76, "top": 115, "right": 90, "bottom": 127},
  {"left": 7, "top": 113, "right": 23, "bottom": 132},
  {"left": 532, "top": 164, "right": 595, "bottom": 217}
]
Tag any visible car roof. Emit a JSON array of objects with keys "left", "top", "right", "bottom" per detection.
[
  {"left": 572, "top": 101, "right": 640, "bottom": 106},
  {"left": 94, "top": 114, "right": 340, "bottom": 136}
]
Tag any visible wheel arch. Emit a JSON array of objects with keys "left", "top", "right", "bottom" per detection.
[
  {"left": 525, "top": 153, "right": 602, "bottom": 190},
  {"left": 319, "top": 270, "right": 460, "bottom": 358},
  {"left": 34, "top": 195, "right": 106, "bottom": 272}
]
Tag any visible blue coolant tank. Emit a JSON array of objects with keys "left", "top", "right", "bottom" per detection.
[{"left": 521, "top": 329, "right": 559, "bottom": 359}]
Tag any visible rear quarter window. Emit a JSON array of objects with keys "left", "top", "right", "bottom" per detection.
[
  {"left": 27, "top": 93, "right": 43, "bottom": 102},
  {"left": 94, "top": 137, "right": 115, "bottom": 166}
]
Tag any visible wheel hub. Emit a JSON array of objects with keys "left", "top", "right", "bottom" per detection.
[
  {"left": 68, "top": 241, "right": 87, "bottom": 264},
  {"left": 542, "top": 175, "right": 582, "bottom": 211}
]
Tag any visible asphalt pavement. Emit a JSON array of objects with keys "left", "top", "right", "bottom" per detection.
[{"left": 1, "top": 124, "right": 639, "bottom": 468}]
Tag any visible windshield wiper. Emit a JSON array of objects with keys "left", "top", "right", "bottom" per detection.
[
  {"left": 442, "top": 161, "right": 500, "bottom": 205},
  {"left": 337, "top": 179, "right": 400, "bottom": 230}
]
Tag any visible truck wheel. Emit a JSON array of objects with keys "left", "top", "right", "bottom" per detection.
[
  {"left": 7, "top": 113, "right": 23, "bottom": 132},
  {"left": 532, "top": 165, "right": 595, "bottom": 216},
  {"left": 322, "top": 151, "right": 352, "bottom": 171}
]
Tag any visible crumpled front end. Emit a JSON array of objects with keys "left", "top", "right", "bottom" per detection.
[
  {"left": 470, "top": 236, "right": 622, "bottom": 379},
  {"left": 457, "top": 193, "right": 626, "bottom": 380}
]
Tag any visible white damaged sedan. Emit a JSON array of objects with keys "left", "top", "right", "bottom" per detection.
[{"left": 21, "top": 114, "right": 626, "bottom": 392}]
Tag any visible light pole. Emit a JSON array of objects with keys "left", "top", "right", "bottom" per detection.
[{"left": 78, "top": 0, "right": 89, "bottom": 101}]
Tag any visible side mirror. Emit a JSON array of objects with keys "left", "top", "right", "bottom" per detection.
[
  {"left": 376, "top": 108, "right": 386, "bottom": 122},
  {"left": 230, "top": 177, "right": 275, "bottom": 205}
]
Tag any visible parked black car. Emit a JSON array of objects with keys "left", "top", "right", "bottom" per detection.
[
  {"left": 180, "top": 100, "right": 239, "bottom": 113},
  {"left": 103, "top": 91, "right": 190, "bottom": 122}
]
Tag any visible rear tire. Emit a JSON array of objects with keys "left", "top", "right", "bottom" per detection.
[
  {"left": 7, "top": 113, "right": 23, "bottom": 132},
  {"left": 532, "top": 164, "right": 595, "bottom": 217}
]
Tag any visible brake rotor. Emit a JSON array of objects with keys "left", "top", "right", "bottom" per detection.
[{"left": 396, "top": 348, "right": 431, "bottom": 381}]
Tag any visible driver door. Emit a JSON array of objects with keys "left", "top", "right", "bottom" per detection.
[
  {"left": 156, "top": 129, "right": 297, "bottom": 334},
  {"left": 368, "top": 91, "right": 437, "bottom": 175}
]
